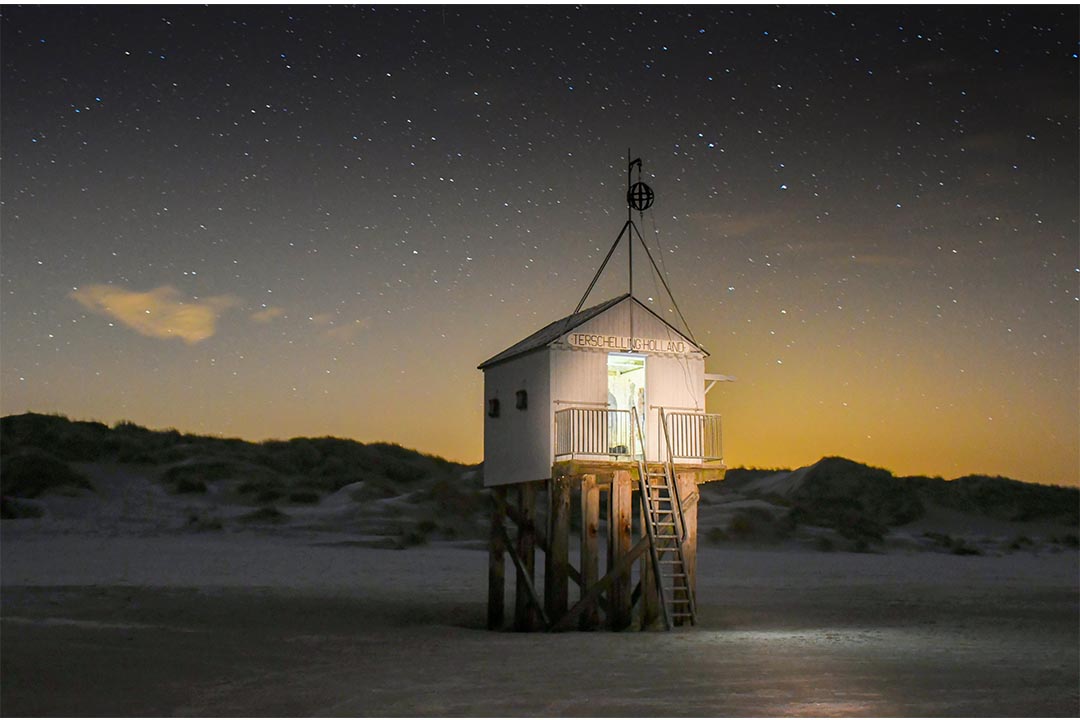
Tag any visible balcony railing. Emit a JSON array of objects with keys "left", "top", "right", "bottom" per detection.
[
  {"left": 662, "top": 410, "right": 723, "bottom": 462},
  {"left": 554, "top": 406, "right": 722, "bottom": 463},
  {"left": 554, "top": 407, "right": 635, "bottom": 458}
]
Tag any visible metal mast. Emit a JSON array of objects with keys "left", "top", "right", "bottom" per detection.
[{"left": 566, "top": 153, "right": 696, "bottom": 346}]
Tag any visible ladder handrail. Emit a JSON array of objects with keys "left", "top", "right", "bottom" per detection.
[
  {"left": 633, "top": 406, "right": 698, "bottom": 628},
  {"left": 659, "top": 407, "right": 698, "bottom": 623},
  {"left": 631, "top": 406, "right": 672, "bottom": 631},
  {"left": 659, "top": 407, "right": 690, "bottom": 546}
]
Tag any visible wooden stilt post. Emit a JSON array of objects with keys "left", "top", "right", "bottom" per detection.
[
  {"left": 608, "top": 470, "right": 633, "bottom": 630},
  {"left": 638, "top": 488, "right": 659, "bottom": 629},
  {"left": 488, "top": 485, "right": 507, "bottom": 630},
  {"left": 551, "top": 536, "right": 650, "bottom": 632},
  {"left": 514, "top": 481, "right": 539, "bottom": 631},
  {"left": 676, "top": 471, "right": 700, "bottom": 626},
  {"left": 579, "top": 474, "right": 600, "bottom": 630},
  {"left": 545, "top": 475, "right": 571, "bottom": 623}
]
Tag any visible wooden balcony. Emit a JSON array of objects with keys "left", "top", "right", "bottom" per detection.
[{"left": 553, "top": 406, "right": 725, "bottom": 482}]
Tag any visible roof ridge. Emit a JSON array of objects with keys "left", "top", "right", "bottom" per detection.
[{"left": 476, "top": 293, "right": 629, "bottom": 369}]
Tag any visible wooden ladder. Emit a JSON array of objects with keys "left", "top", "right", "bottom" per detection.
[{"left": 631, "top": 408, "right": 697, "bottom": 630}]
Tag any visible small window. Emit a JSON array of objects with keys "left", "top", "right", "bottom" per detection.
[
  {"left": 487, "top": 398, "right": 500, "bottom": 418},
  {"left": 515, "top": 390, "right": 528, "bottom": 410}
]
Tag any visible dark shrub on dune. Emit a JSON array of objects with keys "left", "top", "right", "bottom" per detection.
[
  {"left": 239, "top": 506, "right": 289, "bottom": 524},
  {"left": 919, "top": 474, "right": 1078, "bottom": 524},
  {"left": 1, "top": 412, "right": 489, "bottom": 535},
  {"left": 0, "top": 451, "right": 93, "bottom": 498},
  {"left": 1, "top": 496, "right": 45, "bottom": 519},
  {"left": 726, "top": 506, "right": 793, "bottom": 543},
  {"left": 288, "top": 489, "right": 320, "bottom": 504},
  {"left": 1, "top": 412, "right": 112, "bottom": 461},
  {"left": 258, "top": 439, "right": 322, "bottom": 474},
  {"left": 785, "top": 457, "right": 924, "bottom": 541},
  {"left": 162, "top": 461, "right": 238, "bottom": 494}
]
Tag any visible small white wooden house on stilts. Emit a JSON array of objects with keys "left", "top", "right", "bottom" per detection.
[{"left": 482, "top": 156, "right": 731, "bottom": 632}]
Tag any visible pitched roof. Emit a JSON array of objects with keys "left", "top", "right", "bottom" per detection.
[
  {"left": 477, "top": 294, "right": 630, "bottom": 369},
  {"left": 477, "top": 293, "right": 707, "bottom": 369}
]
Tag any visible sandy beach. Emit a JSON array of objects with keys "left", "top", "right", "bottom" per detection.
[{"left": 2, "top": 528, "right": 1076, "bottom": 717}]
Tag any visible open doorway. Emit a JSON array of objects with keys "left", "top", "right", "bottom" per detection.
[{"left": 608, "top": 354, "right": 645, "bottom": 454}]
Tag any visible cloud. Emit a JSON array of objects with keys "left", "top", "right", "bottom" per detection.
[
  {"left": 250, "top": 306, "right": 286, "bottom": 323},
  {"left": 70, "top": 284, "right": 238, "bottom": 344}
]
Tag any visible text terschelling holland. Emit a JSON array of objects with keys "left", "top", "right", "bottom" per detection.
[{"left": 567, "top": 333, "right": 690, "bottom": 354}]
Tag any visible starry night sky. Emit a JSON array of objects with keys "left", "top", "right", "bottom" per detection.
[{"left": 2, "top": 5, "right": 1077, "bottom": 485}]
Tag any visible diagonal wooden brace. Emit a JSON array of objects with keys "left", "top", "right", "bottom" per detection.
[
  {"left": 505, "top": 500, "right": 586, "bottom": 588},
  {"left": 549, "top": 536, "right": 650, "bottom": 632},
  {"left": 500, "top": 524, "right": 551, "bottom": 629}
]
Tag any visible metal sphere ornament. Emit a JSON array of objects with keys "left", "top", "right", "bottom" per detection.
[{"left": 627, "top": 181, "right": 655, "bottom": 211}]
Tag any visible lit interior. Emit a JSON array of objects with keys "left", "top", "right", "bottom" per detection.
[{"left": 608, "top": 354, "right": 646, "bottom": 416}]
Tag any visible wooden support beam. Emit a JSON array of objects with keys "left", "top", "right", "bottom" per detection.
[
  {"left": 487, "top": 486, "right": 507, "bottom": 630},
  {"left": 504, "top": 502, "right": 539, "bottom": 541},
  {"left": 550, "top": 536, "right": 650, "bottom": 632},
  {"left": 500, "top": 525, "right": 550, "bottom": 630},
  {"left": 514, "top": 482, "right": 540, "bottom": 631},
  {"left": 638, "top": 489, "right": 660, "bottom": 630},
  {"left": 608, "top": 470, "right": 633, "bottom": 630},
  {"left": 506, "top": 499, "right": 587, "bottom": 589},
  {"left": 579, "top": 474, "right": 600, "bottom": 630},
  {"left": 544, "top": 476, "right": 571, "bottom": 622}
]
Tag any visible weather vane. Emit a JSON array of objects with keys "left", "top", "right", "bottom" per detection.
[
  {"left": 626, "top": 157, "right": 654, "bottom": 212},
  {"left": 564, "top": 150, "right": 697, "bottom": 348}
]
